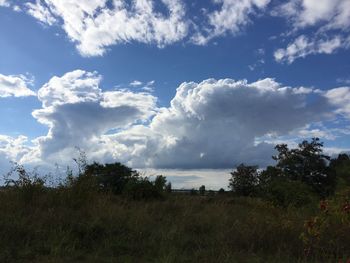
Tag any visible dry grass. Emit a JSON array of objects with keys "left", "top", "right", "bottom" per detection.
[{"left": 0, "top": 187, "right": 347, "bottom": 262}]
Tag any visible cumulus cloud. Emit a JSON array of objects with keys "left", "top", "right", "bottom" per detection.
[
  {"left": 26, "top": 0, "right": 57, "bottom": 25},
  {"left": 325, "top": 87, "right": 350, "bottom": 118},
  {"left": 19, "top": 0, "right": 273, "bottom": 55},
  {"left": 275, "top": 0, "right": 350, "bottom": 30},
  {"left": 192, "top": 0, "right": 271, "bottom": 44},
  {"left": 23, "top": 0, "right": 189, "bottom": 56},
  {"left": 0, "top": 0, "right": 9, "bottom": 7},
  {"left": 273, "top": 0, "right": 350, "bottom": 63},
  {"left": 0, "top": 135, "right": 33, "bottom": 176},
  {"left": 132, "top": 78, "right": 333, "bottom": 168},
  {"left": 31, "top": 70, "right": 157, "bottom": 162},
  {"left": 0, "top": 74, "right": 36, "bottom": 98},
  {"left": 274, "top": 35, "right": 350, "bottom": 63},
  {"left": 2, "top": 71, "right": 350, "bottom": 170},
  {"left": 62, "top": 77, "right": 339, "bottom": 169}
]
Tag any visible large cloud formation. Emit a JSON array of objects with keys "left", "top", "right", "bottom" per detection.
[
  {"left": 29, "top": 70, "right": 156, "bottom": 164},
  {"left": 6, "top": 70, "right": 348, "bottom": 170}
]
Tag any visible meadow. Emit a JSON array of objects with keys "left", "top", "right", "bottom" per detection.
[
  {"left": 1, "top": 183, "right": 350, "bottom": 262},
  {"left": 0, "top": 139, "right": 350, "bottom": 262}
]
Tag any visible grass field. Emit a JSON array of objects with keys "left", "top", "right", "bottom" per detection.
[{"left": 1, "top": 186, "right": 348, "bottom": 263}]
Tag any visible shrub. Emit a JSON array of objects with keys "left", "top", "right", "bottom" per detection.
[
  {"left": 301, "top": 187, "right": 350, "bottom": 260},
  {"left": 123, "top": 177, "right": 164, "bottom": 200},
  {"left": 4, "top": 163, "right": 46, "bottom": 203},
  {"left": 260, "top": 177, "right": 316, "bottom": 208}
]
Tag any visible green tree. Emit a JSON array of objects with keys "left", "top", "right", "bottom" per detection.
[
  {"left": 229, "top": 164, "right": 259, "bottom": 196},
  {"left": 199, "top": 185, "right": 206, "bottom": 195},
  {"left": 84, "top": 162, "right": 139, "bottom": 194},
  {"left": 330, "top": 153, "right": 350, "bottom": 189},
  {"left": 273, "top": 138, "right": 336, "bottom": 197},
  {"left": 154, "top": 175, "right": 167, "bottom": 192}
]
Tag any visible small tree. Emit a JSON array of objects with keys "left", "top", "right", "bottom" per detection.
[
  {"left": 165, "top": 182, "right": 172, "bottom": 193},
  {"left": 229, "top": 164, "right": 259, "bottom": 196},
  {"left": 330, "top": 153, "right": 350, "bottom": 189},
  {"left": 199, "top": 185, "right": 206, "bottom": 195},
  {"left": 154, "top": 175, "right": 167, "bottom": 192}
]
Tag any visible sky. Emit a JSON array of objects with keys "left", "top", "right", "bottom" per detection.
[{"left": 0, "top": 0, "right": 350, "bottom": 188}]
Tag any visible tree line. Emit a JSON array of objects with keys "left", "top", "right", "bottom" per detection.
[{"left": 3, "top": 137, "right": 350, "bottom": 206}]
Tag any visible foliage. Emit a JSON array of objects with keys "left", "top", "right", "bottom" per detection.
[
  {"left": 260, "top": 177, "right": 316, "bottom": 208},
  {"left": 301, "top": 187, "right": 350, "bottom": 260},
  {"left": 273, "top": 138, "right": 336, "bottom": 197},
  {"left": 84, "top": 162, "right": 139, "bottom": 194},
  {"left": 3, "top": 163, "right": 46, "bottom": 203},
  {"left": 1, "top": 138, "right": 350, "bottom": 261},
  {"left": 330, "top": 153, "right": 350, "bottom": 190},
  {"left": 0, "top": 189, "right": 325, "bottom": 262},
  {"left": 218, "top": 188, "right": 225, "bottom": 194},
  {"left": 199, "top": 185, "right": 206, "bottom": 195},
  {"left": 122, "top": 175, "right": 169, "bottom": 200},
  {"left": 258, "top": 166, "right": 316, "bottom": 207},
  {"left": 229, "top": 164, "right": 259, "bottom": 196}
]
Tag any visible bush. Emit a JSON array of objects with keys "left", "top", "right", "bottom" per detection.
[
  {"left": 123, "top": 177, "right": 165, "bottom": 200},
  {"left": 260, "top": 177, "right": 316, "bottom": 208},
  {"left": 301, "top": 187, "right": 350, "bottom": 260},
  {"left": 4, "top": 163, "right": 46, "bottom": 203}
]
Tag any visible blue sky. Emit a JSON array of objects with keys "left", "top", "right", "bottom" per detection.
[{"left": 0, "top": 0, "right": 350, "bottom": 187}]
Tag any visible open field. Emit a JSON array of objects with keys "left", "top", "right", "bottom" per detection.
[{"left": 1, "top": 187, "right": 348, "bottom": 263}]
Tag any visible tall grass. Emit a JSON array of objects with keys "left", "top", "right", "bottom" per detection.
[{"left": 0, "top": 186, "right": 344, "bottom": 263}]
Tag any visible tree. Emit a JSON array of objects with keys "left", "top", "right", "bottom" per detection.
[
  {"left": 84, "top": 162, "right": 139, "bottom": 194},
  {"left": 165, "top": 182, "right": 172, "bottom": 193},
  {"left": 229, "top": 164, "right": 259, "bottom": 196},
  {"left": 154, "top": 175, "right": 167, "bottom": 192},
  {"left": 330, "top": 153, "right": 350, "bottom": 189},
  {"left": 199, "top": 185, "right": 206, "bottom": 195},
  {"left": 273, "top": 138, "right": 336, "bottom": 197}
]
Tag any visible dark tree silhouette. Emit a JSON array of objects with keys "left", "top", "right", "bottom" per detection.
[
  {"left": 229, "top": 164, "right": 259, "bottom": 196},
  {"left": 273, "top": 138, "right": 336, "bottom": 197}
]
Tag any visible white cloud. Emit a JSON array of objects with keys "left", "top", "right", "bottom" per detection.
[
  {"left": 274, "top": 35, "right": 350, "bottom": 63},
  {"left": 273, "top": 0, "right": 350, "bottom": 63},
  {"left": 0, "top": 135, "right": 34, "bottom": 177},
  {"left": 129, "top": 80, "right": 143, "bottom": 87},
  {"left": 276, "top": 0, "right": 350, "bottom": 30},
  {"left": 135, "top": 78, "right": 332, "bottom": 168},
  {"left": 325, "top": 87, "right": 350, "bottom": 118},
  {"left": 19, "top": 0, "right": 273, "bottom": 55},
  {"left": 0, "top": 74, "right": 36, "bottom": 98},
  {"left": 0, "top": 0, "right": 9, "bottom": 7},
  {"left": 26, "top": 0, "right": 57, "bottom": 25},
  {"left": 0, "top": 135, "right": 31, "bottom": 161},
  {"left": 192, "top": 0, "right": 270, "bottom": 44},
  {"left": 2, "top": 71, "right": 350, "bottom": 170},
  {"left": 87, "top": 78, "right": 339, "bottom": 169},
  {"left": 24, "top": 0, "right": 189, "bottom": 56},
  {"left": 31, "top": 70, "right": 157, "bottom": 162}
]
